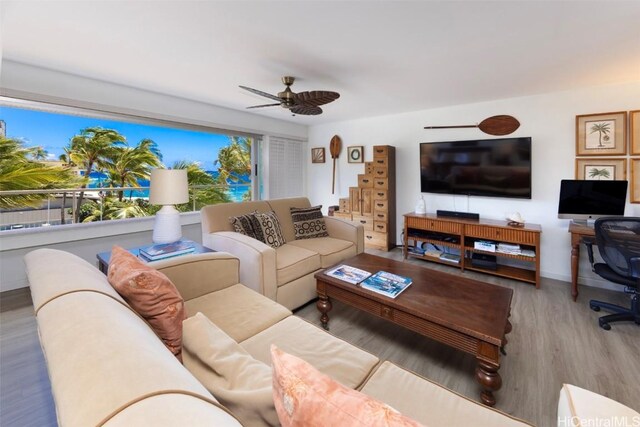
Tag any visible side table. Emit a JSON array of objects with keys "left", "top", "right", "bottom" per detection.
[{"left": 97, "top": 240, "right": 214, "bottom": 274}]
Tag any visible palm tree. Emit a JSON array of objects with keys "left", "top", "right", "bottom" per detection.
[
  {"left": 65, "top": 127, "right": 126, "bottom": 222},
  {"left": 588, "top": 168, "right": 611, "bottom": 180},
  {"left": 215, "top": 136, "right": 252, "bottom": 200},
  {"left": 0, "top": 137, "right": 75, "bottom": 209},
  {"left": 589, "top": 122, "right": 611, "bottom": 148},
  {"left": 81, "top": 197, "right": 148, "bottom": 222},
  {"left": 171, "top": 160, "right": 231, "bottom": 210},
  {"left": 105, "top": 138, "right": 163, "bottom": 201}
]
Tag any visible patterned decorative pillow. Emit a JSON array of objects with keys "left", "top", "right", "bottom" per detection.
[
  {"left": 107, "top": 246, "right": 186, "bottom": 361},
  {"left": 270, "top": 345, "right": 423, "bottom": 427},
  {"left": 230, "top": 211, "right": 265, "bottom": 243},
  {"left": 254, "top": 211, "right": 287, "bottom": 248},
  {"left": 290, "top": 205, "right": 329, "bottom": 240}
]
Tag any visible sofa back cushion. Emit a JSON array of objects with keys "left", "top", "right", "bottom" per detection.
[
  {"left": 254, "top": 211, "right": 287, "bottom": 248},
  {"left": 267, "top": 197, "right": 311, "bottom": 242},
  {"left": 108, "top": 246, "right": 186, "bottom": 360},
  {"left": 201, "top": 200, "right": 271, "bottom": 233}
]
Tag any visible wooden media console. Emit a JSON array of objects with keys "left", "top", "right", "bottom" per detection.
[{"left": 403, "top": 212, "right": 542, "bottom": 288}]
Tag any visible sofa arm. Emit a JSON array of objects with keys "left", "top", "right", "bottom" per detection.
[
  {"left": 151, "top": 252, "right": 240, "bottom": 302},
  {"left": 557, "top": 384, "right": 639, "bottom": 427},
  {"left": 203, "top": 231, "right": 278, "bottom": 301},
  {"left": 325, "top": 216, "right": 364, "bottom": 254}
]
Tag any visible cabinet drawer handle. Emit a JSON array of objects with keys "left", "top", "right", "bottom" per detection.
[
  {"left": 377, "top": 171, "right": 384, "bottom": 175},
  {"left": 377, "top": 214, "right": 384, "bottom": 218},
  {"left": 362, "top": 179, "right": 369, "bottom": 183},
  {"left": 377, "top": 225, "right": 383, "bottom": 229},
  {"left": 360, "top": 220, "right": 366, "bottom": 224},
  {"left": 377, "top": 192, "right": 384, "bottom": 196},
  {"left": 376, "top": 181, "right": 384, "bottom": 185},
  {"left": 376, "top": 203, "right": 383, "bottom": 207},
  {"left": 377, "top": 160, "right": 384, "bottom": 164},
  {"left": 366, "top": 235, "right": 372, "bottom": 240}
]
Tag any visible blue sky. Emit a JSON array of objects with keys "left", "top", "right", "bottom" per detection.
[{"left": 1, "top": 106, "right": 231, "bottom": 170}]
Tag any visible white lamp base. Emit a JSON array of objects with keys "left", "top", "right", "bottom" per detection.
[{"left": 152, "top": 205, "right": 182, "bottom": 244}]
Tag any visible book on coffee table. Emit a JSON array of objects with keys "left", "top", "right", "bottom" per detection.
[
  {"left": 325, "top": 264, "right": 372, "bottom": 285},
  {"left": 360, "top": 271, "right": 412, "bottom": 298},
  {"left": 139, "top": 240, "right": 195, "bottom": 261}
]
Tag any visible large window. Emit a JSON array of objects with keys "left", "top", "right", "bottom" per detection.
[{"left": 0, "top": 99, "right": 256, "bottom": 230}]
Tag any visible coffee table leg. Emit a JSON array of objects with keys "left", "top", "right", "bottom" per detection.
[
  {"left": 475, "top": 359, "right": 502, "bottom": 407},
  {"left": 317, "top": 295, "right": 332, "bottom": 330},
  {"left": 501, "top": 315, "right": 512, "bottom": 356}
]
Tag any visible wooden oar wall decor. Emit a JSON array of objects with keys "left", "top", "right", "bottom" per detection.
[
  {"left": 330, "top": 135, "right": 342, "bottom": 194},
  {"left": 424, "top": 115, "right": 520, "bottom": 136}
]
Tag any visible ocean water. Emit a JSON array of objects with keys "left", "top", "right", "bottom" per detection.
[{"left": 87, "top": 171, "right": 249, "bottom": 203}]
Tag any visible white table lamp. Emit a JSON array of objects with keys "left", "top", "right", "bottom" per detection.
[{"left": 149, "top": 169, "right": 189, "bottom": 244}]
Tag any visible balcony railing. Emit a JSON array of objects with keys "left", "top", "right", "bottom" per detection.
[{"left": 0, "top": 184, "right": 249, "bottom": 231}]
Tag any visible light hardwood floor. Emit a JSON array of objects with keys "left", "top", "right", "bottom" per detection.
[{"left": 1, "top": 248, "right": 639, "bottom": 427}]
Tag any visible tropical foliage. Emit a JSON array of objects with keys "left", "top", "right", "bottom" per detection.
[
  {"left": 587, "top": 168, "right": 611, "bottom": 180},
  {"left": 0, "top": 137, "right": 76, "bottom": 209},
  {"left": 4, "top": 128, "right": 252, "bottom": 226}
]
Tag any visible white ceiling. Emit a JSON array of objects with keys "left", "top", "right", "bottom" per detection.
[{"left": 2, "top": 1, "right": 639, "bottom": 125}]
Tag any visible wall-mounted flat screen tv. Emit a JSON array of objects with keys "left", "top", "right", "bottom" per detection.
[{"left": 420, "top": 137, "right": 532, "bottom": 199}]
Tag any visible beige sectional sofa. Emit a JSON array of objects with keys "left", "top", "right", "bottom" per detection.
[
  {"left": 201, "top": 197, "right": 363, "bottom": 310},
  {"left": 26, "top": 248, "right": 542, "bottom": 427}
]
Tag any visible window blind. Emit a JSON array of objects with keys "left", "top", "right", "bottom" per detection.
[{"left": 266, "top": 136, "right": 305, "bottom": 199}]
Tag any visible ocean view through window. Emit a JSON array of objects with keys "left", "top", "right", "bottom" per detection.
[{"left": 0, "top": 101, "right": 255, "bottom": 231}]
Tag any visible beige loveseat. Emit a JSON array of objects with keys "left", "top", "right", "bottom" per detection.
[
  {"left": 201, "top": 197, "right": 364, "bottom": 310},
  {"left": 26, "top": 248, "right": 541, "bottom": 427}
]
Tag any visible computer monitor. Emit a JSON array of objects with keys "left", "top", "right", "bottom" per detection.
[{"left": 557, "top": 179, "right": 628, "bottom": 223}]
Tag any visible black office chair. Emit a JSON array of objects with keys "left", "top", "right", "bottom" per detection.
[{"left": 584, "top": 217, "right": 640, "bottom": 330}]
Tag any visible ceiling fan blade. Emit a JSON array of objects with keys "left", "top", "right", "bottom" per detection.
[
  {"left": 290, "top": 105, "right": 323, "bottom": 115},
  {"left": 246, "top": 103, "right": 282, "bottom": 109},
  {"left": 294, "top": 91, "right": 340, "bottom": 106},
  {"left": 239, "top": 85, "right": 281, "bottom": 102}
]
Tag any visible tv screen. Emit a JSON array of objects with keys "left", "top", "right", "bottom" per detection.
[
  {"left": 557, "top": 180, "right": 627, "bottom": 220},
  {"left": 420, "top": 137, "right": 532, "bottom": 199}
]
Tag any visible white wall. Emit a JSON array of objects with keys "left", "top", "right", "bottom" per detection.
[{"left": 307, "top": 81, "right": 640, "bottom": 288}]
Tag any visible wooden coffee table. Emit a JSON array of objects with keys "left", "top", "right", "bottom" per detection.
[{"left": 314, "top": 253, "right": 513, "bottom": 407}]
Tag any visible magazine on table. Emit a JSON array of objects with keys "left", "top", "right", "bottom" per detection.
[
  {"left": 360, "top": 271, "right": 412, "bottom": 298},
  {"left": 325, "top": 264, "right": 372, "bottom": 285},
  {"left": 139, "top": 240, "right": 195, "bottom": 261}
]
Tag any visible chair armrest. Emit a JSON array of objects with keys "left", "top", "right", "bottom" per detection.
[
  {"left": 203, "top": 231, "right": 278, "bottom": 300},
  {"left": 151, "top": 252, "right": 240, "bottom": 302},
  {"left": 583, "top": 237, "right": 596, "bottom": 270},
  {"left": 325, "top": 216, "right": 365, "bottom": 254}
]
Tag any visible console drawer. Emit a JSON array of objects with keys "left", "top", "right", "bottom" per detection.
[
  {"left": 373, "top": 157, "right": 388, "bottom": 167},
  {"left": 406, "top": 217, "right": 463, "bottom": 234},
  {"left": 373, "top": 145, "right": 389, "bottom": 158},
  {"left": 373, "top": 178, "right": 388, "bottom": 189},
  {"left": 465, "top": 225, "right": 537, "bottom": 245},
  {"left": 373, "top": 189, "right": 388, "bottom": 200},
  {"left": 373, "top": 211, "right": 388, "bottom": 222},
  {"left": 364, "top": 230, "right": 388, "bottom": 248},
  {"left": 373, "top": 200, "right": 388, "bottom": 212},
  {"left": 358, "top": 174, "right": 374, "bottom": 188},
  {"left": 374, "top": 221, "right": 387, "bottom": 233},
  {"left": 365, "top": 162, "right": 374, "bottom": 175},
  {"left": 373, "top": 167, "right": 387, "bottom": 178},
  {"left": 352, "top": 215, "right": 374, "bottom": 231}
]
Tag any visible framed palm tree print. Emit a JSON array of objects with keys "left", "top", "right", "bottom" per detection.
[
  {"left": 631, "top": 159, "right": 640, "bottom": 203},
  {"left": 575, "top": 111, "right": 626, "bottom": 156},
  {"left": 575, "top": 158, "right": 626, "bottom": 180}
]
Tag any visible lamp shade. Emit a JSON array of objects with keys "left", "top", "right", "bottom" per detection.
[{"left": 149, "top": 169, "right": 189, "bottom": 205}]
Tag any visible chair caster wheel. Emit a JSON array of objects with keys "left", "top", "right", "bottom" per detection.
[
  {"left": 590, "top": 304, "right": 600, "bottom": 312},
  {"left": 599, "top": 322, "right": 611, "bottom": 330}
]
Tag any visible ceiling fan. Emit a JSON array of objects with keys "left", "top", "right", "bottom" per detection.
[{"left": 240, "top": 76, "right": 340, "bottom": 116}]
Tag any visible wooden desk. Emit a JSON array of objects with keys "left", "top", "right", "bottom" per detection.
[{"left": 568, "top": 222, "right": 595, "bottom": 301}]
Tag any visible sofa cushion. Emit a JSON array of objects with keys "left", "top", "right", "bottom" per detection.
[
  {"left": 183, "top": 313, "right": 278, "bottom": 427},
  {"left": 230, "top": 211, "right": 265, "bottom": 243},
  {"left": 275, "top": 244, "right": 321, "bottom": 286},
  {"left": 240, "top": 316, "right": 379, "bottom": 390},
  {"left": 185, "top": 283, "right": 291, "bottom": 343},
  {"left": 290, "top": 205, "right": 329, "bottom": 240},
  {"left": 287, "top": 237, "right": 357, "bottom": 268},
  {"left": 255, "top": 211, "right": 287, "bottom": 248},
  {"left": 360, "top": 361, "right": 534, "bottom": 426},
  {"left": 201, "top": 200, "right": 271, "bottom": 233},
  {"left": 271, "top": 345, "right": 422, "bottom": 427},
  {"left": 108, "top": 246, "right": 186, "bottom": 360}
]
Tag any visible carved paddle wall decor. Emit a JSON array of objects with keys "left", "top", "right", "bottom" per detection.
[{"left": 424, "top": 115, "right": 520, "bottom": 136}]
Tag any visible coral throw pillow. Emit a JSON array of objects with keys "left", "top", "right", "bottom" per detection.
[
  {"left": 254, "top": 211, "right": 287, "bottom": 248},
  {"left": 290, "top": 205, "right": 329, "bottom": 240},
  {"left": 108, "top": 245, "right": 186, "bottom": 360},
  {"left": 271, "top": 345, "right": 424, "bottom": 427}
]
